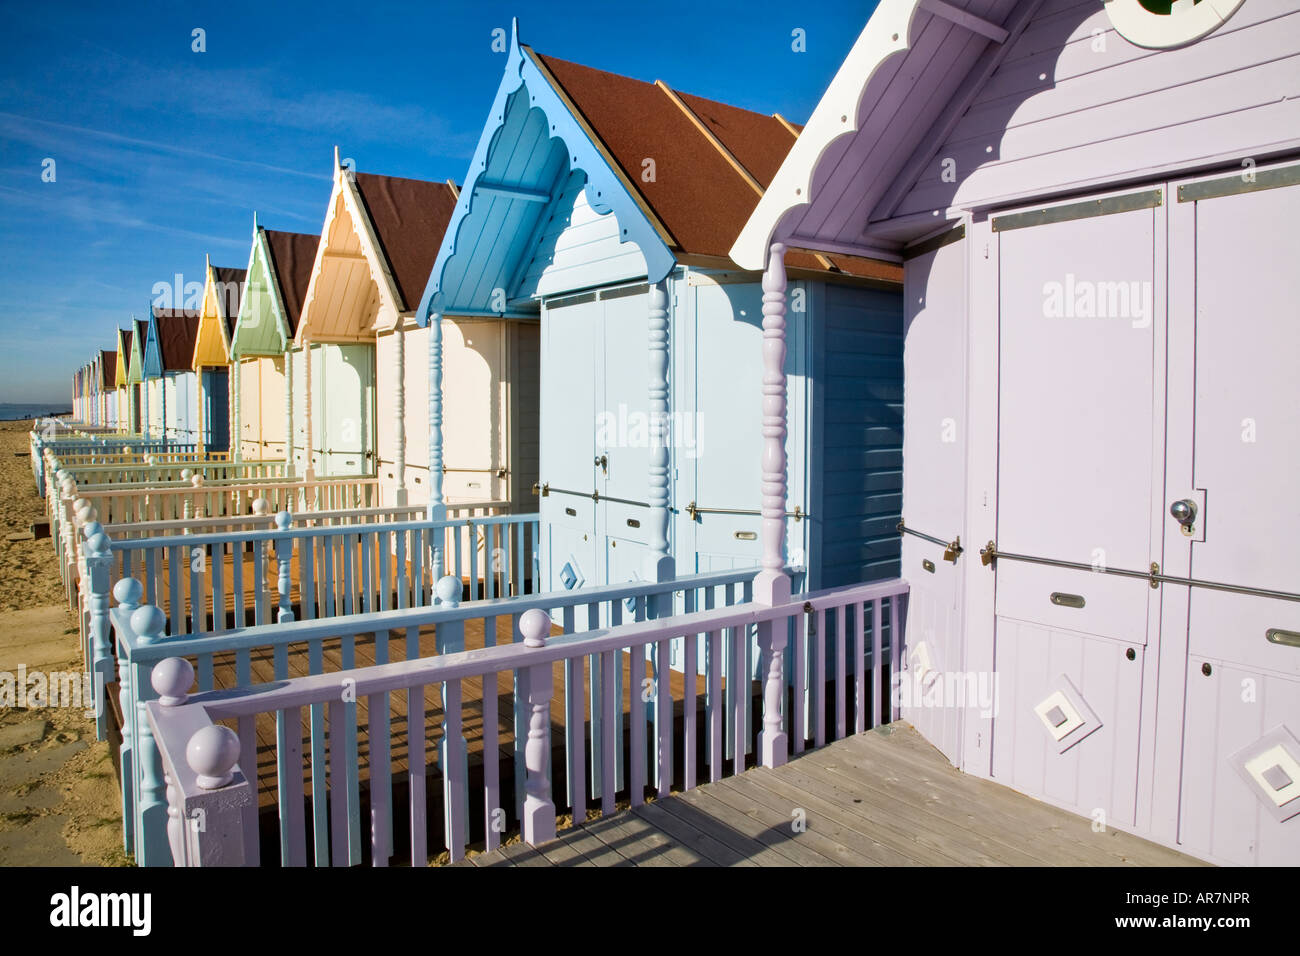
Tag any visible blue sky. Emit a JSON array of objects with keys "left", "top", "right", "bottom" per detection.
[{"left": 0, "top": 0, "right": 876, "bottom": 403}]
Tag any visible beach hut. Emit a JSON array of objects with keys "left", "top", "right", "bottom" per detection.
[
  {"left": 192, "top": 258, "right": 244, "bottom": 453},
  {"left": 98, "top": 350, "right": 117, "bottom": 430},
  {"left": 230, "top": 217, "right": 319, "bottom": 467},
  {"left": 730, "top": 0, "right": 1300, "bottom": 866},
  {"left": 113, "top": 330, "right": 132, "bottom": 433},
  {"left": 419, "top": 22, "right": 903, "bottom": 595},
  {"left": 124, "top": 318, "right": 148, "bottom": 436},
  {"left": 292, "top": 151, "right": 457, "bottom": 499},
  {"left": 143, "top": 307, "right": 202, "bottom": 444}
]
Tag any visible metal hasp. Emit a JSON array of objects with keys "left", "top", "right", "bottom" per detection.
[
  {"left": 980, "top": 542, "right": 1300, "bottom": 603},
  {"left": 1266, "top": 628, "right": 1300, "bottom": 649},
  {"left": 898, "top": 520, "right": 963, "bottom": 562}
]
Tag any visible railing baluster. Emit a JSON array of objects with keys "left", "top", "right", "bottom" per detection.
[
  {"left": 367, "top": 692, "right": 391, "bottom": 866},
  {"left": 871, "top": 598, "right": 883, "bottom": 730},
  {"left": 629, "top": 643, "right": 646, "bottom": 807},
  {"left": 835, "top": 604, "right": 846, "bottom": 741},
  {"left": 482, "top": 669, "right": 501, "bottom": 853},
  {"left": 277, "top": 705, "right": 307, "bottom": 866},
  {"left": 684, "top": 632, "right": 697, "bottom": 790},
  {"left": 708, "top": 629, "right": 723, "bottom": 783},
  {"left": 408, "top": 681, "right": 428, "bottom": 867},
  {"left": 793, "top": 607, "right": 806, "bottom": 754},
  {"left": 890, "top": 593, "right": 905, "bottom": 724},
  {"left": 443, "top": 678, "right": 466, "bottom": 860},
  {"left": 656, "top": 637, "right": 672, "bottom": 798},
  {"left": 854, "top": 601, "right": 866, "bottom": 735}
]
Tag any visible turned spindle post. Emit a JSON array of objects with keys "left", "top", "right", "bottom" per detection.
[{"left": 520, "top": 608, "right": 556, "bottom": 846}]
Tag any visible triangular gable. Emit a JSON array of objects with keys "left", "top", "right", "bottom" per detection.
[
  {"left": 731, "top": 0, "right": 1286, "bottom": 265},
  {"left": 142, "top": 310, "right": 164, "bottom": 379},
  {"left": 419, "top": 21, "right": 893, "bottom": 324},
  {"left": 297, "top": 155, "right": 456, "bottom": 341},
  {"left": 115, "top": 329, "right": 131, "bottom": 386},
  {"left": 233, "top": 222, "right": 320, "bottom": 357},
  {"left": 193, "top": 259, "right": 245, "bottom": 367},
  {"left": 126, "top": 318, "right": 148, "bottom": 383}
]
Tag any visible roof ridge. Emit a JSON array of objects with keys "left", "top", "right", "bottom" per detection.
[{"left": 655, "top": 79, "right": 764, "bottom": 199}]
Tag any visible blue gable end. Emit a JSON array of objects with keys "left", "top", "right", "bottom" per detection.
[{"left": 417, "top": 20, "right": 672, "bottom": 324}]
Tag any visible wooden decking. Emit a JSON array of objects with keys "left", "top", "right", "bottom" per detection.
[{"left": 460, "top": 725, "right": 1205, "bottom": 867}]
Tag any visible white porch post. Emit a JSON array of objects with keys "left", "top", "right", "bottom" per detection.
[
  {"left": 645, "top": 279, "right": 674, "bottom": 584},
  {"left": 227, "top": 358, "right": 236, "bottom": 458},
  {"left": 427, "top": 313, "right": 445, "bottom": 521},
  {"left": 303, "top": 335, "right": 315, "bottom": 481},
  {"left": 393, "top": 323, "right": 407, "bottom": 507},
  {"left": 232, "top": 357, "right": 242, "bottom": 461},
  {"left": 284, "top": 348, "right": 294, "bottom": 477},
  {"left": 194, "top": 368, "right": 202, "bottom": 448},
  {"left": 756, "top": 242, "right": 789, "bottom": 768}
]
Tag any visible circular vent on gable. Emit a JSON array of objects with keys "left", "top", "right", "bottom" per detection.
[{"left": 1104, "top": 0, "right": 1246, "bottom": 49}]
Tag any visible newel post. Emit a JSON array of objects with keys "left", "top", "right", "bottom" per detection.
[
  {"left": 114, "top": 577, "right": 143, "bottom": 853},
  {"left": 85, "top": 530, "right": 114, "bottom": 741},
  {"left": 755, "top": 242, "right": 790, "bottom": 769},
  {"left": 274, "top": 510, "right": 294, "bottom": 623},
  {"left": 130, "top": 604, "right": 171, "bottom": 865},
  {"left": 519, "top": 609, "right": 556, "bottom": 845},
  {"left": 645, "top": 279, "right": 675, "bottom": 586}
]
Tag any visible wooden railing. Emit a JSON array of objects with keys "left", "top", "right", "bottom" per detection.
[
  {"left": 112, "top": 564, "right": 807, "bottom": 866},
  {"left": 140, "top": 574, "right": 907, "bottom": 866},
  {"left": 46, "top": 459, "right": 287, "bottom": 509}
]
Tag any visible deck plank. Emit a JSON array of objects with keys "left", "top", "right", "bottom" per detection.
[{"left": 466, "top": 725, "right": 1204, "bottom": 868}]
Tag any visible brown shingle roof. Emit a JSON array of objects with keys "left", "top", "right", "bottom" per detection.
[
  {"left": 532, "top": 52, "right": 900, "bottom": 283},
  {"left": 100, "top": 351, "right": 117, "bottom": 388},
  {"left": 264, "top": 230, "right": 319, "bottom": 335},
  {"left": 353, "top": 173, "right": 458, "bottom": 312},
  {"left": 212, "top": 266, "right": 246, "bottom": 341},
  {"left": 154, "top": 310, "right": 201, "bottom": 371}
]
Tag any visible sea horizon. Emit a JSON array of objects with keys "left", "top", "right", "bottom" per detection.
[{"left": 0, "top": 402, "right": 72, "bottom": 422}]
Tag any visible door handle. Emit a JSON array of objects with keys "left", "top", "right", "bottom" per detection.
[
  {"left": 1169, "top": 498, "right": 1198, "bottom": 535},
  {"left": 594, "top": 454, "right": 608, "bottom": 473}
]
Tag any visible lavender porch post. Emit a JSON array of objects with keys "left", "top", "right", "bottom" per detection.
[
  {"left": 755, "top": 242, "right": 790, "bottom": 768},
  {"left": 520, "top": 609, "right": 556, "bottom": 846}
]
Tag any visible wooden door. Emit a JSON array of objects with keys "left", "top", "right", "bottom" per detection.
[
  {"left": 318, "top": 343, "right": 374, "bottom": 477},
  {"left": 1172, "top": 168, "right": 1300, "bottom": 865},
  {"left": 991, "top": 191, "right": 1163, "bottom": 829},
  {"left": 443, "top": 319, "right": 505, "bottom": 503},
  {"left": 540, "top": 295, "right": 600, "bottom": 592}
]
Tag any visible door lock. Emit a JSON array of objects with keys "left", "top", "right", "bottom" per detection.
[
  {"left": 594, "top": 454, "right": 608, "bottom": 473},
  {"left": 1169, "top": 498, "right": 1198, "bottom": 535}
]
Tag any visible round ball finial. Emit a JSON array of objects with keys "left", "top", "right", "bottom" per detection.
[
  {"left": 123, "top": 445, "right": 133, "bottom": 455},
  {"left": 151, "top": 657, "right": 195, "bottom": 705},
  {"left": 82, "top": 520, "right": 103, "bottom": 540},
  {"left": 274, "top": 510, "right": 292, "bottom": 530},
  {"left": 435, "top": 575, "right": 461, "bottom": 606},
  {"left": 144, "top": 454, "right": 154, "bottom": 466},
  {"left": 191, "top": 474, "right": 204, "bottom": 488},
  {"left": 180, "top": 468, "right": 193, "bottom": 481},
  {"left": 113, "top": 576, "right": 144, "bottom": 606},
  {"left": 186, "top": 725, "right": 241, "bottom": 789},
  {"left": 56, "top": 468, "right": 69, "bottom": 482},
  {"left": 251, "top": 498, "right": 270, "bottom": 516},
  {"left": 87, "top": 532, "right": 112, "bottom": 555},
  {"left": 129, "top": 604, "right": 167, "bottom": 643},
  {"left": 520, "top": 608, "right": 551, "bottom": 648}
]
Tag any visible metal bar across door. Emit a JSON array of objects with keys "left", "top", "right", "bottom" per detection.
[{"left": 980, "top": 542, "right": 1300, "bottom": 603}]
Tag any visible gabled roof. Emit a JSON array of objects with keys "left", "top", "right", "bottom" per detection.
[
  {"left": 352, "top": 173, "right": 457, "bottom": 312},
  {"left": 153, "top": 309, "right": 201, "bottom": 372},
  {"left": 100, "top": 351, "right": 117, "bottom": 389},
  {"left": 420, "top": 21, "right": 897, "bottom": 323},
  {"left": 264, "top": 228, "right": 319, "bottom": 335}
]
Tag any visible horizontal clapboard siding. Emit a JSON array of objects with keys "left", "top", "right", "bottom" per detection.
[
  {"left": 516, "top": 169, "right": 647, "bottom": 300},
  {"left": 817, "top": 284, "right": 903, "bottom": 588},
  {"left": 898, "top": 0, "right": 1300, "bottom": 216}
]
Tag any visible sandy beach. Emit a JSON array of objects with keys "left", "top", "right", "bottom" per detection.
[
  {"left": 0, "top": 418, "right": 126, "bottom": 866},
  {"left": 0, "top": 419, "right": 66, "bottom": 611}
]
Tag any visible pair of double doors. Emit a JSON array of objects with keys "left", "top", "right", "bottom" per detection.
[{"left": 993, "top": 163, "right": 1300, "bottom": 861}]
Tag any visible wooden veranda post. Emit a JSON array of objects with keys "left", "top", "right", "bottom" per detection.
[
  {"left": 756, "top": 242, "right": 789, "bottom": 769},
  {"left": 393, "top": 323, "right": 407, "bottom": 506}
]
